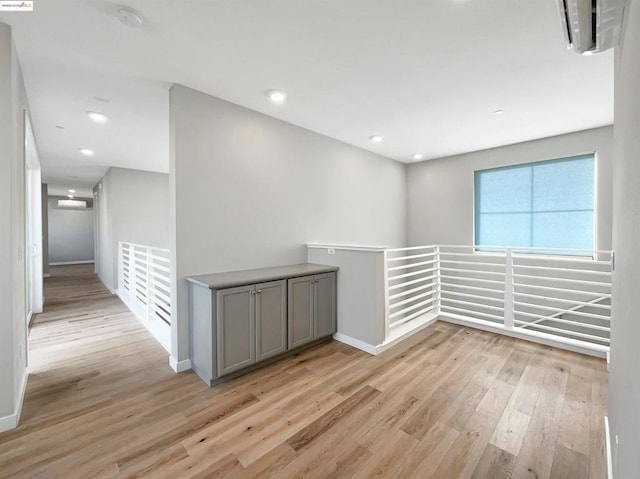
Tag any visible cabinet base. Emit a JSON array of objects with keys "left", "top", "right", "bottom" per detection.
[{"left": 203, "top": 335, "right": 333, "bottom": 387}]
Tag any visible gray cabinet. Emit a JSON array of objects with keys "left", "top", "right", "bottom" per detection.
[
  {"left": 255, "top": 280, "right": 287, "bottom": 362},
  {"left": 288, "top": 272, "right": 336, "bottom": 348},
  {"left": 288, "top": 276, "right": 314, "bottom": 348},
  {"left": 217, "top": 285, "right": 255, "bottom": 376},
  {"left": 314, "top": 272, "right": 337, "bottom": 339},
  {"left": 217, "top": 280, "right": 286, "bottom": 376},
  {"left": 187, "top": 263, "right": 338, "bottom": 387}
]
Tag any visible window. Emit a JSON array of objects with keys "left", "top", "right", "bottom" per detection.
[{"left": 474, "top": 154, "right": 595, "bottom": 251}]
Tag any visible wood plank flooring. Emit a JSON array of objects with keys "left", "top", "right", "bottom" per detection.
[{"left": 0, "top": 265, "right": 608, "bottom": 478}]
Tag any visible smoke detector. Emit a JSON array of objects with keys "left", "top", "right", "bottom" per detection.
[{"left": 116, "top": 7, "right": 144, "bottom": 28}]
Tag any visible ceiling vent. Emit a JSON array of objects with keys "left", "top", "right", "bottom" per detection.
[
  {"left": 557, "top": 0, "right": 624, "bottom": 54},
  {"left": 57, "top": 199, "right": 87, "bottom": 209}
]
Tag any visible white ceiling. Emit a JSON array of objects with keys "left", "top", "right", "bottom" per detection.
[{"left": 0, "top": 0, "right": 613, "bottom": 196}]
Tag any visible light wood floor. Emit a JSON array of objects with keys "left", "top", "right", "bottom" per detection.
[{"left": 0, "top": 265, "right": 608, "bottom": 478}]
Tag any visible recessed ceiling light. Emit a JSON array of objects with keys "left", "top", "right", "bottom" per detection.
[
  {"left": 267, "top": 90, "right": 287, "bottom": 103},
  {"left": 79, "top": 148, "right": 94, "bottom": 157},
  {"left": 116, "top": 7, "right": 144, "bottom": 27},
  {"left": 494, "top": 109, "right": 505, "bottom": 115},
  {"left": 369, "top": 135, "right": 383, "bottom": 143},
  {"left": 68, "top": 189, "right": 76, "bottom": 193},
  {"left": 412, "top": 153, "right": 424, "bottom": 161},
  {"left": 87, "top": 111, "right": 108, "bottom": 123}
]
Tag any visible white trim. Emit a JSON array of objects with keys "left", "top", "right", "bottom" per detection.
[
  {"left": 169, "top": 357, "right": 192, "bottom": 373},
  {"left": 26, "top": 311, "right": 32, "bottom": 324},
  {"left": 0, "top": 370, "right": 28, "bottom": 433},
  {"left": 439, "top": 313, "right": 607, "bottom": 358},
  {"left": 43, "top": 273, "right": 50, "bottom": 278},
  {"left": 49, "top": 260, "right": 95, "bottom": 266},
  {"left": 307, "top": 243, "right": 388, "bottom": 252},
  {"left": 605, "top": 416, "right": 613, "bottom": 479},
  {"left": 333, "top": 314, "right": 438, "bottom": 355},
  {"left": 333, "top": 332, "right": 378, "bottom": 355}
]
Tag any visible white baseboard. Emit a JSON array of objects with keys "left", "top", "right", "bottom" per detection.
[
  {"left": 0, "top": 370, "right": 28, "bottom": 433},
  {"left": 334, "top": 313, "right": 438, "bottom": 356},
  {"left": 170, "top": 357, "right": 192, "bottom": 373},
  {"left": 439, "top": 313, "right": 607, "bottom": 358},
  {"left": 333, "top": 332, "right": 378, "bottom": 355},
  {"left": 49, "top": 260, "right": 95, "bottom": 266},
  {"left": 605, "top": 416, "right": 613, "bottom": 479}
]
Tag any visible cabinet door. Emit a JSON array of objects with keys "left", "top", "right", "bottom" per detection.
[
  {"left": 288, "top": 276, "right": 314, "bottom": 349},
  {"left": 255, "top": 280, "right": 287, "bottom": 362},
  {"left": 217, "top": 285, "right": 255, "bottom": 376},
  {"left": 314, "top": 272, "right": 337, "bottom": 339}
]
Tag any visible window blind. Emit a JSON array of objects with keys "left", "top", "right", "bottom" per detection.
[{"left": 474, "top": 154, "right": 595, "bottom": 251}]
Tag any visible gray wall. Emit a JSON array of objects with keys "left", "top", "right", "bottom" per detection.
[
  {"left": 47, "top": 197, "right": 94, "bottom": 264},
  {"left": 0, "top": 22, "right": 28, "bottom": 429},
  {"left": 41, "top": 183, "right": 49, "bottom": 275},
  {"left": 308, "top": 247, "right": 386, "bottom": 347},
  {"left": 94, "top": 167, "right": 170, "bottom": 292},
  {"left": 170, "top": 84, "right": 407, "bottom": 363},
  {"left": 406, "top": 126, "right": 613, "bottom": 250},
  {"left": 610, "top": 1, "right": 640, "bottom": 477}
]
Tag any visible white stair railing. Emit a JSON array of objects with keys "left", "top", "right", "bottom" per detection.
[
  {"left": 118, "top": 242, "right": 171, "bottom": 353},
  {"left": 383, "top": 244, "right": 613, "bottom": 357}
]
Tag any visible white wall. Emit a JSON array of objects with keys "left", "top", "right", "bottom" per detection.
[
  {"left": 609, "top": 1, "right": 640, "bottom": 477},
  {"left": 406, "top": 126, "right": 613, "bottom": 250},
  {"left": 170, "top": 84, "right": 407, "bottom": 363},
  {"left": 0, "top": 22, "right": 29, "bottom": 432},
  {"left": 47, "top": 197, "right": 94, "bottom": 264},
  {"left": 94, "top": 167, "right": 170, "bottom": 292}
]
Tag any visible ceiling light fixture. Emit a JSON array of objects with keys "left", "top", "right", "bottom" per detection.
[
  {"left": 67, "top": 194, "right": 74, "bottom": 199},
  {"left": 412, "top": 153, "right": 424, "bottom": 161},
  {"left": 116, "top": 7, "right": 144, "bottom": 28},
  {"left": 68, "top": 189, "right": 76, "bottom": 193},
  {"left": 369, "top": 135, "right": 383, "bottom": 143},
  {"left": 87, "top": 111, "right": 108, "bottom": 123},
  {"left": 267, "top": 90, "right": 287, "bottom": 103},
  {"left": 79, "top": 148, "right": 94, "bottom": 157},
  {"left": 494, "top": 109, "right": 505, "bottom": 115}
]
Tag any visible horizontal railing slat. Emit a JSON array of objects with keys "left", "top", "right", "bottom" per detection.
[
  {"left": 389, "top": 297, "right": 436, "bottom": 319},
  {"left": 514, "top": 320, "right": 610, "bottom": 343}
]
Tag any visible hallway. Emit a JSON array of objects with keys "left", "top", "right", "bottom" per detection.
[{"left": 0, "top": 266, "right": 608, "bottom": 478}]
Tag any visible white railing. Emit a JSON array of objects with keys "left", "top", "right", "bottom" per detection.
[
  {"left": 384, "top": 244, "right": 613, "bottom": 357},
  {"left": 384, "top": 245, "right": 440, "bottom": 341},
  {"left": 118, "top": 242, "right": 171, "bottom": 353}
]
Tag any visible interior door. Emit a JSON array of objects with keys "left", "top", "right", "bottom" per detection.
[{"left": 24, "top": 111, "right": 43, "bottom": 323}]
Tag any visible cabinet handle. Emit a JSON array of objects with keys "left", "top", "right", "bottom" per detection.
[
  {"left": 251, "top": 290, "right": 256, "bottom": 295},
  {"left": 256, "top": 290, "right": 262, "bottom": 294}
]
